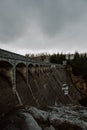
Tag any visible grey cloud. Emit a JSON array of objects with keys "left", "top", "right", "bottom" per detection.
[
  {"left": 0, "top": 0, "right": 87, "bottom": 42},
  {"left": 37, "top": 0, "right": 87, "bottom": 36},
  {"left": 0, "top": 0, "right": 31, "bottom": 42},
  {"left": 0, "top": 0, "right": 87, "bottom": 53}
]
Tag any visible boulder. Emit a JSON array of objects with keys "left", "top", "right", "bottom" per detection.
[
  {"left": 27, "top": 106, "right": 49, "bottom": 122},
  {"left": 19, "top": 112, "right": 42, "bottom": 130},
  {"left": 44, "top": 125, "right": 56, "bottom": 130}
]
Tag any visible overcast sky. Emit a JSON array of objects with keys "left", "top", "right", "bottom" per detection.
[{"left": 0, "top": 0, "right": 87, "bottom": 55}]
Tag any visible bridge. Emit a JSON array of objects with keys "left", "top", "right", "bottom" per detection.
[{"left": 0, "top": 49, "right": 58, "bottom": 105}]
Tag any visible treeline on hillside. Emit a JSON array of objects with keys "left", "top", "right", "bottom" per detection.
[
  {"left": 50, "top": 53, "right": 66, "bottom": 64},
  {"left": 50, "top": 52, "right": 87, "bottom": 79},
  {"left": 71, "top": 52, "right": 87, "bottom": 78}
]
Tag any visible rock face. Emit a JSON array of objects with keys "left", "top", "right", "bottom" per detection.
[{"left": 0, "top": 105, "right": 87, "bottom": 130}]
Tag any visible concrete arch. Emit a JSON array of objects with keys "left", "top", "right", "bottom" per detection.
[
  {"left": 39, "top": 64, "right": 44, "bottom": 73},
  {"left": 16, "top": 62, "right": 27, "bottom": 79},
  {"left": 40, "top": 64, "right": 43, "bottom": 67},
  {"left": 0, "top": 60, "right": 13, "bottom": 68},
  {"left": 35, "top": 64, "right": 39, "bottom": 67},
  {"left": 15, "top": 61, "right": 26, "bottom": 66},
  {"left": 0, "top": 60, "right": 13, "bottom": 87},
  {"left": 28, "top": 63, "right": 35, "bottom": 74},
  {"left": 16, "top": 62, "right": 26, "bottom": 67},
  {"left": 28, "top": 63, "right": 34, "bottom": 67},
  {"left": 0, "top": 60, "right": 13, "bottom": 74},
  {"left": 35, "top": 64, "right": 40, "bottom": 73}
]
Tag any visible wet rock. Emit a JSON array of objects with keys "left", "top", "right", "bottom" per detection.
[
  {"left": 44, "top": 125, "right": 56, "bottom": 130},
  {"left": 1, "top": 105, "right": 87, "bottom": 130},
  {"left": 57, "top": 123, "right": 83, "bottom": 130},
  {"left": 0, "top": 111, "right": 42, "bottom": 130},
  {"left": 26, "top": 105, "right": 87, "bottom": 130},
  {"left": 27, "top": 106, "right": 49, "bottom": 122},
  {"left": 80, "top": 112, "right": 87, "bottom": 122},
  {"left": 19, "top": 112, "right": 42, "bottom": 130},
  {"left": 49, "top": 105, "right": 87, "bottom": 130}
]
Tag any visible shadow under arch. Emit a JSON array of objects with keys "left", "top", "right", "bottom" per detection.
[
  {"left": 16, "top": 62, "right": 26, "bottom": 80},
  {"left": 28, "top": 63, "right": 35, "bottom": 74},
  {"left": 0, "top": 60, "right": 18, "bottom": 114},
  {"left": 0, "top": 60, "right": 13, "bottom": 87}
]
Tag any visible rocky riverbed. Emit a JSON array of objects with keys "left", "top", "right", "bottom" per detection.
[{"left": 0, "top": 104, "right": 87, "bottom": 130}]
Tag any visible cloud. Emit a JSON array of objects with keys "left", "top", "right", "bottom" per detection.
[
  {"left": 0, "top": 0, "right": 87, "bottom": 54},
  {"left": 0, "top": 0, "right": 31, "bottom": 42}
]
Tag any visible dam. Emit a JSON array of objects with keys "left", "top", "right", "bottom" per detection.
[
  {"left": 1, "top": 49, "right": 86, "bottom": 130},
  {"left": 0, "top": 49, "right": 81, "bottom": 115}
]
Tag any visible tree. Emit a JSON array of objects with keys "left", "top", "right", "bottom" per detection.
[{"left": 50, "top": 54, "right": 57, "bottom": 63}]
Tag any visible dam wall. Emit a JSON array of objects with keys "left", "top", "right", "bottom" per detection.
[
  {"left": 0, "top": 66, "right": 80, "bottom": 114},
  {"left": 0, "top": 49, "right": 81, "bottom": 115}
]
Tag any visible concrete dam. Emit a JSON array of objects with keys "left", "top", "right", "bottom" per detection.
[{"left": 0, "top": 49, "right": 80, "bottom": 114}]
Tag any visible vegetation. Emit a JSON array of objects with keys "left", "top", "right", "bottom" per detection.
[
  {"left": 25, "top": 53, "right": 50, "bottom": 61},
  {"left": 50, "top": 53, "right": 66, "bottom": 64},
  {"left": 71, "top": 52, "right": 87, "bottom": 79}
]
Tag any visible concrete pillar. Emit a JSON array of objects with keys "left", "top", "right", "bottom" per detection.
[
  {"left": 43, "top": 67, "right": 47, "bottom": 73},
  {"left": 12, "top": 66, "right": 16, "bottom": 91},
  {"left": 35, "top": 66, "right": 39, "bottom": 73},
  {"left": 26, "top": 66, "right": 29, "bottom": 85},
  {"left": 12, "top": 65, "right": 22, "bottom": 105},
  {"left": 40, "top": 67, "right": 43, "bottom": 73}
]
